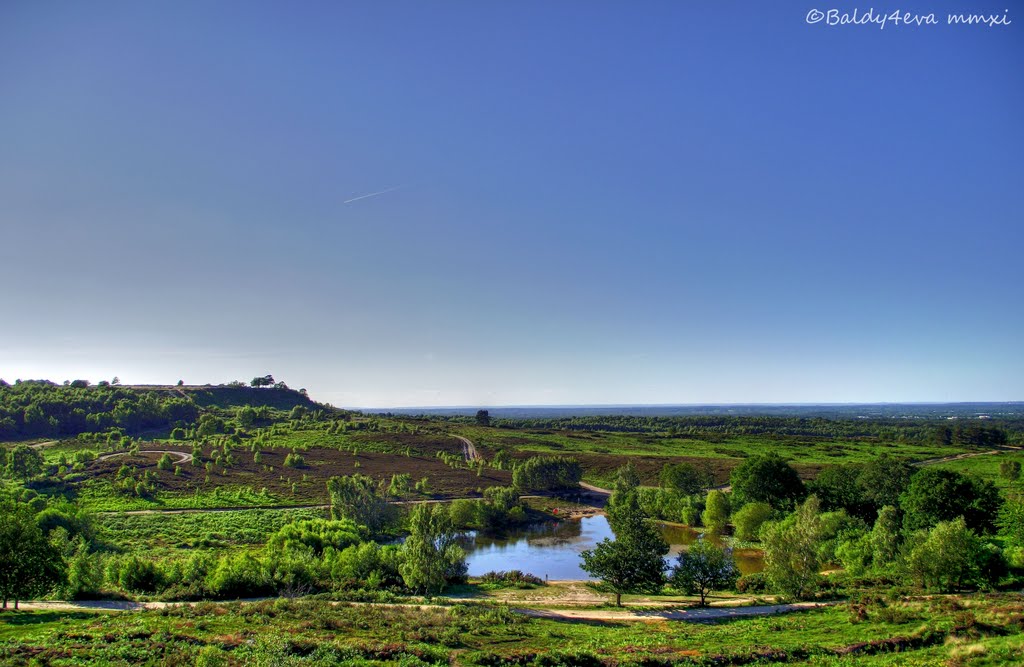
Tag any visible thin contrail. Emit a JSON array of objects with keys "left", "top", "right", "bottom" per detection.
[{"left": 343, "top": 186, "right": 402, "bottom": 204}]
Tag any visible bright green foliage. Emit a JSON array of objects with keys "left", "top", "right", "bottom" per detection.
[
  {"left": 581, "top": 491, "right": 668, "bottom": 606},
  {"left": 900, "top": 468, "right": 1000, "bottom": 534},
  {"left": 760, "top": 495, "right": 828, "bottom": 599},
  {"left": 326, "top": 474, "right": 395, "bottom": 534},
  {"left": 448, "top": 498, "right": 479, "bottom": 528},
  {"left": 512, "top": 456, "right": 582, "bottom": 491},
  {"left": 0, "top": 499, "right": 66, "bottom": 608},
  {"left": 670, "top": 539, "right": 739, "bottom": 605},
  {"left": 387, "top": 473, "right": 412, "bottom": 497},
  {"left": 636, "top": 487, "right": 691, "bottom": 523},
  {"left": 732, "top": 501, "right": 772, "bottom": 542},
  {"left": 659, "top": 462, "right": 710, "bottom": 495},
  {"left": 0, "top": 380, "right": 199, "bottom": 439},
  {"left": 206, "top": 552, "right": 273, "bottom": 598},
  {"left": 266, "top": 519, "right": 365, "bottom": 556},
  {"left": 107, "top": 554, "right": 162, "bottom": 593},
  {"left": 729, "top": 452, "right": 805, "bottom": 510},
  {"left": 157, "top": 453, "right": 174, "bottom": 470},
  {"left": 399, "top": 504, "right": 465, "bottom": 594},
  {"left": 612, "top": 462, "right": 641, "bottom": 493},
  {"left": 1000, "top": 459, "right": 1021, "bottom": 482},
  {"left": 701, "top": 490, "right": 730, "bottom": 535},
  {"left": 997, "top": 493, "right": 1024, "bottom": 549},
  {"left": 236, "top": 406, "right": 257, "bottom": 427},
  {"left": 6, "top": 444, "right": 45, "bottom": 481},
  {"left": 870, "top": 505, "right": 902, "bottom": 566},
  {"left": 905, "top": 518, "right": 1004, "bottom": 592},
  {"left": 58, "top": 536, "right": 102, "bottom": 600}
]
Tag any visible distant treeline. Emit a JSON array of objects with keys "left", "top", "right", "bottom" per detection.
[{"left": 433, "top": 413, "right": 1020, "bottom": 445}]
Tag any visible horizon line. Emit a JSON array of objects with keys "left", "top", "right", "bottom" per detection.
[{"left": 352, "top": 400, "right": 1024, "bottom": 411}]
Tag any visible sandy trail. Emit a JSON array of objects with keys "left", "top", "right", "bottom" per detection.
[{"left": 15, "top": 597, "right": 833, "bottom": 623}]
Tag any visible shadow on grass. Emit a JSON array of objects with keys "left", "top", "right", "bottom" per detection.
[{"left": 0, "top": 611, "right": 98, "bottom": 626}]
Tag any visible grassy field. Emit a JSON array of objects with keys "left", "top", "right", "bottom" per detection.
[
  {"left": 96, "top": 507, "right": 330, "bottom": 556},
  {"left": 1, "top": 595, "right": 1021, "bottom": 665},
  {"left": 934, "top": 449, "right": 1024, "bottom": 490}
]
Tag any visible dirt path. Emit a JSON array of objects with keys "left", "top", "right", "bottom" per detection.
[
  {"left": 28, "top": 440, "right": 59, "bottom": 449},
  {"left": 454, "top": 435, "right": 481, "bottom": 462},
  {"left": 516, "top": 601, "right": 833, "bottom": 622},
  {"left": 16, "top": 598, "right": 835, "bottom": 623},
  {"left": 913, "top": 446, "right": 1021, "bottom": 467}
]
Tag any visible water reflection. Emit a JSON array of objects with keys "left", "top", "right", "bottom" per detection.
[{"left": 462, "top": 515, "right": 764, "bottom": 580}]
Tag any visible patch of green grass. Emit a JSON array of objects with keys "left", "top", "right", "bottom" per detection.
[
  {"left": 933, "top": 450, "right": 1024, "bottom": 490},
  {"left": 77, "top": 479, "right": 287, "bottom": 512},
  {"left": 97, "top": 507, "right": 329, "bottom": 555},
  {"left": 0, "top": 595, "right": 1018, "bottom": 665}
]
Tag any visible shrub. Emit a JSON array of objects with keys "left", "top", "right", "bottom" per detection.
[
  {"left": 733, "top": 501, "right": 773, "bottom": 542},
  {"left": 479, "top": 570, "right": 545, "bottom": 589},
  {"left": 109, "top": 555, "right": 163, "bottom": 593}
]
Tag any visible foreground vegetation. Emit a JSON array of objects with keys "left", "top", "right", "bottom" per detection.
[
  {"left": 2, "top": 379, "right": 1023, "bottom": 665},
  {"left": 2, "top": 595, "right": 1023, "bottom": 665}
]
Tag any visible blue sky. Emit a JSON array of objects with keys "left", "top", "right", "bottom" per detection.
[{"left": 1, "top": 1, "right": 1021, "bottom": 407}]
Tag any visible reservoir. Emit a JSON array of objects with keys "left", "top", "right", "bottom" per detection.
[{"left": 462, "top": 514, "right": 764, "bottom": 580}]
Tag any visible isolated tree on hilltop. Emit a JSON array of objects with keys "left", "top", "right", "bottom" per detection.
[
  {"left": 250, "top": 375, "right": 275, "bottom": 389},
  {"left": 475, "top": 410, "right": 490, "bottom": 426}
]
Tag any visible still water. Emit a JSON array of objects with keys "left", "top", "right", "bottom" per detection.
[{"left": 462, "top": 515, "right": 764, "bottom": 580}]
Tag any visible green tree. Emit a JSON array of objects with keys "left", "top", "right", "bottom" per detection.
[
  {"left": 475, "top": 409, "right": 490, "bottom": 427},
  {"left": 808, "top": 465, "right": 873, "bottom": 521},
  {"left": 870, "top": 505, "right": 902, "bottom": 567},
  {"left": 659, "top": 462, "right": 710, "bottom": 495},
  {"left": 997, "top": 493, "right": 1024, "bottom": 549},
  {"left": 760, "top": 495, "right": 827, "bottom": 599},
  {"left": 905, "top": 518, "right": 997, "bottom": 592},
  {"left": 6, "top": 445, "right": 45, "bottom": 482},
  {"left": 250, "top": 375, "right": 275, "bottom": 389},
  {"left": 326, "top": 474, "right": 395, "bottom": 534},
  {"left": 1000, "top": 459, "right": 1021, "bottom": 483},
  {"left": 581, "top": 491, "right": 668, "bottom": 606},
  {"left": 900, "top": 468, "right": 1000, "bottom": 534},
  {"left": 670, "top": 539, "right": 739, "bottom": 605},
  {"left": 236, "top": 406, "right": 257, "bottom": 427},
  {"left": 732, "top": 502, "right": 773, "bottom": 542},
  {"left": 856, "top": 455, "right": 914, "bottom": 511},
  {"left": 730, "top": 452, "right": 805, "bottom": 510},
  {"left": 512, "top": 457, "right": 582, "bottom": 492},
  {"left": 701, "top": 490, "right": 730, "bottom": 535},
  {"left": 0, "top": 500, "right": 66, "bottom": 609},
  {"left": 399, "top": 504, "right": 465, "bottom": 594}
]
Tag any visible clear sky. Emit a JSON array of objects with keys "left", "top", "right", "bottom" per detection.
[{"left": 1, "top": 1, "right": 1021, "bottom": 407}]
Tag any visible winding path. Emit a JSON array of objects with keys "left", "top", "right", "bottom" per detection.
[
  {"left": 15, "top": 598, "right": 835, "bottom": 623},
  {"left": 454, "top": 435, "right": 481, "bottom": 462}
]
